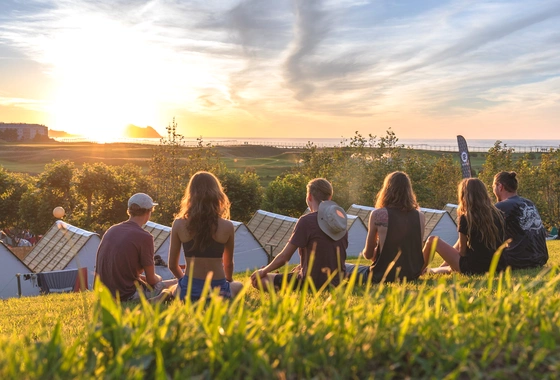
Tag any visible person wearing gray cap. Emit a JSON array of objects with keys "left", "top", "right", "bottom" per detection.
[
  {"left": 95, "top": 193, "right": 176, "bottom": 301},
  {"left": 251, "top": 178, "right": 349, "bottom": 291}
]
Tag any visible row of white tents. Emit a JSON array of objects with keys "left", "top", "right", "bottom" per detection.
[{"left": 0, "top": 204, "right": 460, "bottom": 299}]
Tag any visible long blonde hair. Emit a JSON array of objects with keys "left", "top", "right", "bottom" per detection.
[
  {"left": 375, "top": 171, "right": 418, "bottom": 211},
  {"left": 176, "top": 171, "right": 230, "bottom": 252},
  {"left": 457, "top": 178, "right": 505, "bottom": 250}
]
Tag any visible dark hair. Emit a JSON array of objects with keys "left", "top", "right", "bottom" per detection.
[
  {"left": 494, "top": 171, "right": 518, "bottom": 192},
  {"left": 375, "top": 171, "right": 418, "bottom": 211},
  {"left": 127, "top": 204, "right": 152, "bottom": 217},
  {"left": 176, "top": 171, "right": 230, "bottom": 252}
]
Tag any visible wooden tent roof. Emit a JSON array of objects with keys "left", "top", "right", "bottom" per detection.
[
  {"left": 143, "top": 221, "right": 171, "bottom": 253},
  {"left": 443, "top": 203, "right": 458, "bottom": 224},
  {"left": 247, "top": 210, "right": 298, "bottom": 256},
  {"left": 23, "top": 221, "right": 99, "bottom": 273},
  {"left": 346, "top": 204, "right": 375, "bottom": 225}
]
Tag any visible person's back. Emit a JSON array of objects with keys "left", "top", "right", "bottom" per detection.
[
  {"left": 291, "top": 210, "right": 348, "bottom": 287},
  {"left": 493, "top": 171, "right": 548, "bottom": 269},
  {"left": 496, "top": 195, "right": 548, "bottom": 269},
  {"left": 95, "top": 220, "right": 155, "bottom": 301},
  {"left": 370, "top": 207, "right": 423, "bottom": 283}
]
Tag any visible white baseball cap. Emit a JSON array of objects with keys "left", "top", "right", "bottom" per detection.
[{"left": 128, "top": 193, "right": 158, "bottom": 209}]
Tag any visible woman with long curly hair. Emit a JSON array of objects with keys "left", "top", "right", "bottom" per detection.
[
  {"left": 346, "top": 171, "right": 426, "bottom": 283},
  {"left": 423, "top": 178, "right": 507, "bottom": 274},
  {"left": 167, "top": 171, "right": 243, "bottom": 302}
]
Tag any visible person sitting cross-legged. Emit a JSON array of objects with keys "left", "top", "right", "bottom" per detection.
[
  {"left": 95, "top": 193, "right": 177, "bottom": 302},
  {"left": 423, "top": 178, "right": 507, "bottom": 274},
  {"left": 166, "top": 171, "right": 243, "bottom": 303},
  {"left": 251, "top": 178, "right": 348, "bottom": 291},
  {"left": 345, "top": 171, "right": 426, "bottom": 284}
]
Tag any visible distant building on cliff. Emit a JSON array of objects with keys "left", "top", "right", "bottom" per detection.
[{"left": 0, "top": 123, "right": 48, "bottom": 140}]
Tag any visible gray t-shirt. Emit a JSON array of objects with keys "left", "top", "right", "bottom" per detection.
[
  {"left": 495, "top": 195, "right": 548, "bottom": 269},
  {"left": 95, "top": 220, "right": 155, "bottom": 300}
]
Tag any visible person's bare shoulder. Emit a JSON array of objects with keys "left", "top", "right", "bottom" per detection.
[{"left": 371, "top": 208, "right": 388, "bottom": 228}]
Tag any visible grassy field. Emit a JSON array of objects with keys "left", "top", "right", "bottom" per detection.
[
  {"left": 1, "top": 240, "right": 559, "bottom": 378},
  {"left": 0, "top": 141, "right": 300, "bottom": 186}
]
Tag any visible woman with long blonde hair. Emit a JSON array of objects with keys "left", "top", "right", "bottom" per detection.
[
  {"left": 346, "top": 171, "right": 426, "bottom": 283},
  {"left": 423, "top": 178, "right": 506, "bottom": 274},
  {"left": 167, "top": 171, "right": 243, "bottom": 301}
]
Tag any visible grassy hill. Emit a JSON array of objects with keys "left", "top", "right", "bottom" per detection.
[{"left": 1, "top": 240, "right": 559, "bottom": 378}]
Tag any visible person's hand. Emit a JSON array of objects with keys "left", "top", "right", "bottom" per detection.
[{"left": 250, "top": 269, "right": 265, "bottom": 287}]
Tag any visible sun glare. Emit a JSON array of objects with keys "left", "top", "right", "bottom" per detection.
[{"left": 48, "top": 15, "right": 161, "bottom": 140}]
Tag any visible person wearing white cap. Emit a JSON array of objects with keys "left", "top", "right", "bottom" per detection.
[
  {"left": 95, "top": 193, "right": 176, "bottom": 301},
  {"left": 345, "top": 171, "right": 426, "bottom": 284},
  {"left": 251, "top": 178, "right": 349, "bottom": 291}
]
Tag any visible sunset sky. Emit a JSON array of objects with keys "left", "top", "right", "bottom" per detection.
[{"left": 0, "top": 0, "right": 559, "bottom": 140}]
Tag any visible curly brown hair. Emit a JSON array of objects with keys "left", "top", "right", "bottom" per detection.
[{"left": 176, "top": 171, "right": 231, "bottom": 252}]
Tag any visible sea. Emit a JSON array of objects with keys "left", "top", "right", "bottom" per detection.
[{"left": 54, "top": 137, "right": 560, "bottom": 153}]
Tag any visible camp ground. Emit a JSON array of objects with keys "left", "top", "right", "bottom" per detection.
[
  {"left": 346, "top": 215, "right": 368, "bottom": 257},
  {"left": 0, "top": 242, "right": 40, "bottom": 299},
  {"left": 443, "top": 203, "right": 459, "bottom": 224},
  {"left": 347, "top": 204, "right": 458, "bottom": 245},
  {"left": 247, "top": 210, "right": 300, "bottom": 264},
  {"left": 144, "top": 220, "right": 269, "bottom": 278},
  {"left": 22, "top": 221, "right": 101, "bottom": 289}
]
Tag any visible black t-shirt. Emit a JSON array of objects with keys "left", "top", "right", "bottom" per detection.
[
  {"left": 458, "top": 214, "right": 507, "bottom": 274},
  {"left": 495, "top": 195, "right": 548, "bottom": 269}
]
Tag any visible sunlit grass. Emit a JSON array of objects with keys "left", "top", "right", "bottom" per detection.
[{"left": 0, "top": 240, "right": 559, "bottom": 378}]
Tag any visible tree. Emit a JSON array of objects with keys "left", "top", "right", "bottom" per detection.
[
  {"left": 218, "top": 169, "right": 263, "bottom": 223},
  {"left": 263, "top": 173, "right": 309, "bottom": 217},
  {"left": 478, "top": 141, "right": 514, "bottom": 191},
  {"left": 0, "top": 167, "right": 33, "bottom": 230}
]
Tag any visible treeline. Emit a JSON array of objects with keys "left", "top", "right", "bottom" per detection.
[{"left": 1, "top": 126, "right": 559, "bottom": 238}]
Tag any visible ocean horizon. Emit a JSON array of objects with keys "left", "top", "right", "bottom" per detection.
[{"left": 54, "top": 136, "right": 560, "bottom": 152}]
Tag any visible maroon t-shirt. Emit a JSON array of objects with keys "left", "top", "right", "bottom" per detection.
[
  {"left": 289, "top": 212, "right": 348, "bottom": 287},
  {"left": 95, "top": 220, "right": 155, "bottom": 301}
]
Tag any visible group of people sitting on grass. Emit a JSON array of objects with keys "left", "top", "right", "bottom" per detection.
[{"left": 94, "top": 169, "right": 549, "bottom": 303}]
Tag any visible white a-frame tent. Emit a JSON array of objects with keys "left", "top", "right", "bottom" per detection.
[
  {"left": 347, "top": 204, "right": 374, "bottom": 225},
  {"left": 443, "top": 203, "right": 459, "bottom": 224},
  {"left": 144, "top": 220, "right": 269, "bottom": 276},
  {"left": 0, "top": 242, "right": 40, "bottom": 299},
  {"left": 247, "top": 210, "right": 300, "bottom": 264},
  {"left": 420, "top": 207, "right": 458, "bottom": 245},
  {"left": 346, "top": 215, "right": 368, "bottom": 257},
  {"left": 348, "top": 204, "right": 458, "bottom": 245},
  {"left": 23, "top": 221, "right": 101, "bottom": 288}
]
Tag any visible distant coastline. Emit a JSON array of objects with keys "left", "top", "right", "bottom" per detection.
[{"left": 52, "top": 136, "right": 560, "bottom": 153}]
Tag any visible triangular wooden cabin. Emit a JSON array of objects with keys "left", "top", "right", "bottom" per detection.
[{"left": 23, "top": 221, "right": 101, "bottom": 289}]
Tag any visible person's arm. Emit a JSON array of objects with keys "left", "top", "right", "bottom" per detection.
[
  {"left": 222, "top": 222, "right": 235, "bottom": 282},
  {"left": 362, "top": 210, "right": 381, "bottom": 260},
  {"left": 143, "top": 265, "right": 162, "bottom": 286},
  {"left": 168, "top": 219, "right": 185, "bottom": 280},
  {"left": 251, "top": 242, "right": 298, "bottom": 281},
  {"left": 456, "top": 233, "right": 468, "bottom": 256}
]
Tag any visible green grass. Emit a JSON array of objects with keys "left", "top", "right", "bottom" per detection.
[{"left": 1, "top": 240, "right": 559, "bottom": 378}]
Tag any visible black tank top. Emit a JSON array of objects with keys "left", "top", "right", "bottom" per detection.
[
  {"left": 370, "top": 207, "right": 424, "bottom": 283},
  {"left": 183, "top": 239, "right": 225, "bottom": 259}
]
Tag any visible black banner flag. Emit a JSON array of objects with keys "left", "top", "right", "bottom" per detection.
[{"left": 457, "top": 135, "right": 472, "bottom": 178}]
